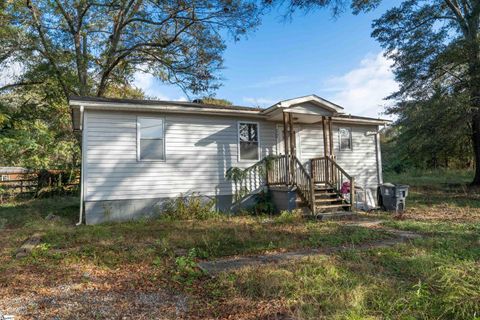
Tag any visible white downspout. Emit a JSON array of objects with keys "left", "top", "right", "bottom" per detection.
[{"left": 76, "top": 106, "right": 85, "bottom": 226}]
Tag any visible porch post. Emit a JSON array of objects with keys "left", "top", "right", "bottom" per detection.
[
  {"left": 328, "top": 117, "right": 334, "bottom": 158},
  {"left": 322, "top": 116, "right": 328, "bottom": 157},
  {"left": 283, "top": 112, "right": 290, "bottom": 185},
  {"left": 322, "top": 116, "right": 329, "bottom": 183},
  {"left": 288, "top": 112, "right": 296, "bottom": 183}
]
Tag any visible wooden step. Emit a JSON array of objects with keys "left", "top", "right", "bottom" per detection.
[
  {"left": 314, "top": 192, "right": 338, "bottom": 197},
  {"left": 314, "top": 188, "right": 335, "bottom": 193},
  {"left": 315, "top": 203, "right": 351, "bottom": 209},
  {"left": 315, "top": 197, "right": 343, "bottom": 203}
]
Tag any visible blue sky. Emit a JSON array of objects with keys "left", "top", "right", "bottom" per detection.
[{"left": 134, "top": 2, "right": 400, "bottom": 118}]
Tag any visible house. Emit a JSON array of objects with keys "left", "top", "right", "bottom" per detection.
[{"left": 70, "top": 95, "right": 390, "bottom": 224}]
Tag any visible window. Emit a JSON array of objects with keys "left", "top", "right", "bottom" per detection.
[
  {"left": 0, "top": 175, "right": 9, "bottom": 181},
  {"left": 137, "top": 117, "right": 165, "bottom": 161},
  {"left": 238, "top": 122, "right": 259, "bottom": 160},
  {"left": 339, "top": 127, "right": 352, "bottom": 151}
]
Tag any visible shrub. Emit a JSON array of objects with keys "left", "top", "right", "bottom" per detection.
[
  {"left": 274, "top": 210, "right": 302, "bottom": 224},
  {"left": 250, "top": 191, "right": 275, "bottom": 215},
  {"left": 162, "top": 193, "right": 219, "bottom": 220}
]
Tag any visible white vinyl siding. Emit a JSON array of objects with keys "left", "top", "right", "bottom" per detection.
[
  {"left": 299, "top": 123, "right": 378, "bottom": 190},
  {"left": 84, "top": 110, "right": 379, "bottom": 202},
  {"left": 84, "top": 111, "right": 276, "bottom": 201}
]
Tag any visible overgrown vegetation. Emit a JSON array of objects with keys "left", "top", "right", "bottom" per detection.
[
  {"left": 161, "top": 193, "right": 218, "bottom": 220},
  {"left": 1, "top": 170, "right": 479, "bottom": 318}
]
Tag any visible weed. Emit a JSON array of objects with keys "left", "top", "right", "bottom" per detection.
[
  {"left": 162, "top": 193, "right": 219, "bottom": 220},
  {"left": 274, "top": 210, "right": 301, "bottom": 224},
  {"left": 173, "top": 248, "right": 204, "bottom": 285}
]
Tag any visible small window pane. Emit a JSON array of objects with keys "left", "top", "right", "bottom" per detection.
[
  {"left": 239, "top": 123, "right": 258, "bottom": 142},
  {"left": 240, "top": 141, "right": 259, "bottom": 160},
  {"left": 339, "top": 128, "right": 352, "bottom": 151},
  {"left": 138, "top": 117, "right": 165, "bottom": 160},
  {"left": 140, "top": 118, "right": 164, "bottom": 139},
  {"left": 140, "top": 139, "right": 164, "bottom": 160},
  {"left": 239, "top": 123, "right": 259, "bottom": 160}
]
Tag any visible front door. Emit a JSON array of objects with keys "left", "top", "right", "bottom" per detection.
[{"left": 276, "top": 124, "right": 301, "bottom": 159}]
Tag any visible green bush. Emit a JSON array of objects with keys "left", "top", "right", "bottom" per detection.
[
  {"left": 274, "top": 210, "right": 302, "bottom": 224},
  {"left": 173, "top": 248, "right": 204, "bottom": 285},
  {"left": 250, "top": 191, "right": 275, "bottom": 215},
  {"left": 162, "top": 193, "right": 219, "bottom": 220}
]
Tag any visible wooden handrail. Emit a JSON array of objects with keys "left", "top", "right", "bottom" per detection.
[
  {"left": 266, "top": 155, "right": 314, "bottom": 213},
  {"left": 291, "top": 155, "right": 315, "bottom": 213},
  {"left": 310, "top": 156, "right": 355, "bottom": 211}
]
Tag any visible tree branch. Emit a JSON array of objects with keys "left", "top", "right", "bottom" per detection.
[
  {"left": 0, "top": 81, "right": 44, "bottom": 92},
  {"left": 26, "top": 0, "right": 71, "bottom": 98}
]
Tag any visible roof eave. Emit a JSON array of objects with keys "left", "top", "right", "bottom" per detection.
[{"left": 69, "top": 99, "right": 264, "bottom": 118}]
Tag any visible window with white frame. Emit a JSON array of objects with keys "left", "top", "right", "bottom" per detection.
[
  {"left": 1, "top": 175, "right": 9, "bottom": 181},
  {"left": 238, "top": 122, "right": 259, "bottom": 160},
  {"left": 137, "top": 117, "right": 165, "bottom": 161},
  {"left": 339, "top": 127, "right": 352, "bottom": 151}
]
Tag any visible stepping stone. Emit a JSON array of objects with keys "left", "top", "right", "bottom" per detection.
[
  {"left": 199, "top": 229, "right": 422, "bottom": 275},
  {"left": 15, "top": 232, "right": 42, "bottom": 259}
]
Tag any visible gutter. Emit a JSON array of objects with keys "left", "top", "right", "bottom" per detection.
[
  {"left": 70, "top": 100, "right": 264, "bottom": 118},
  {"left": 76, "top": 105, "right": 85, "bottom": 226}
]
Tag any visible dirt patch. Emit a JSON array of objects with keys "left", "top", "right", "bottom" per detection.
[
  {"left": 199, "top": 223, "right": 421, "bottom": 275},
  {"left": 401, "top": 205, "right": 480, "bottom": 222},
  {"left": 1, "top": 286, "right": 186, "bottom": 319}
]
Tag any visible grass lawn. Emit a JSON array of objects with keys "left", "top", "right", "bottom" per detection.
[{"left": 1, "top": 171, "right": 479, "bottom": 319}]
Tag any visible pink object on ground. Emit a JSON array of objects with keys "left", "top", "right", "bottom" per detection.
[{"left": 340, "top": 181, "right": 350, "bottom": 194}]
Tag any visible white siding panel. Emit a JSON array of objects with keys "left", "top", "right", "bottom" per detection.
[
  {"left": 333, "top": 125, "right": 379, "bottom": 190},
  {"left": 299, "top": 123, "right": 378, "bottom": 190},
  {"left": 84, "top": 110, "right": 378, "bottom": 202},
  {"left": 85, "top": 110, "right": 276, "bottom": 201}
]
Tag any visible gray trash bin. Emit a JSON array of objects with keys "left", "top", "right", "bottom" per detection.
[{"left": 378, "top": 183, "right": 409, "bottom": 213}]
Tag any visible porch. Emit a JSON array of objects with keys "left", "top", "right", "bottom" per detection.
[{"left": 237, "top": 96, "right": 356, "bottom": 215}]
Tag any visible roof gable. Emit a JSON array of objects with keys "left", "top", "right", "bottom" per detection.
[{"left": 277, "top": 95, "right": 344, "bottom": 114}]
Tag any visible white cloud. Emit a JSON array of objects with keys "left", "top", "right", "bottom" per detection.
[
  {"left": 242, "top": 97, "right": 277, "bottom": 107},
  {"left": 322, "top": 52, "right": 398, "bottom": 119},
  {"left": 133, "top": 71, "right": 188, "bottom": 101}
]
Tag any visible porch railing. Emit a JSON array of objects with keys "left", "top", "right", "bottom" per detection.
[
  {"left": 266, "top": 155, "right": 289, "bottom": 186},
  {"left": 267, "top": 155, "right": 314, "bottom": 213},
  {"left": 310, "top": 156, "right": 355, "bottom": 208},
  {"left": 228, "top": 158, "right": 268, "bottom": 202},
  {"left": 292, "top": 156, "right": 315, "bottom": 212}
]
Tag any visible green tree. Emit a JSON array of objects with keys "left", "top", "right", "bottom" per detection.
[
  {"left": 382, "top": 88, "right": 472, "bottom": 172},
  {"left": 0, "top": 0, "right": 261, "bottom": 168},
  {"left": 270, "top": 0, "right": 480, "bottom": 184},
  {"left": 1, "top": 0, "right": 260, "bottom": 98}
]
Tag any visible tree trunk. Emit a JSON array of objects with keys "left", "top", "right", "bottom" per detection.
[
  {"left": 467, "top": 24, "right": 480, "bottom": 185},
  {"left": 471, "top": 113, "right": 480, "bottom": 184}
]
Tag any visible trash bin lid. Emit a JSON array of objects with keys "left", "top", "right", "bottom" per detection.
[{"left": 381, "top": 183, "right": 395, "bottom": 187}]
